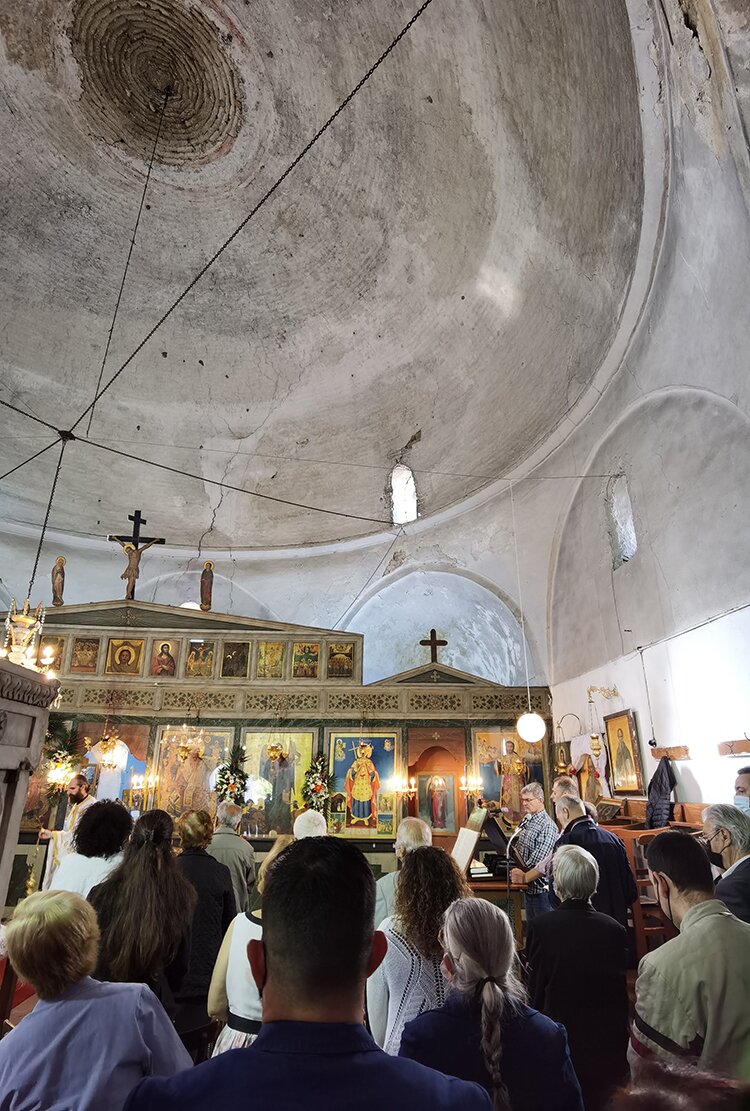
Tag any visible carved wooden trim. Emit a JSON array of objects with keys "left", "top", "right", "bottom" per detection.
[{"left": 0, "top": 668, "right": 60, "bottom": 708}]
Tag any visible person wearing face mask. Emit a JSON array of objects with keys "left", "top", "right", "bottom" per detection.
[
  {"left": 734, "top": 766, "right": 750, "bottom": 812},
  {"left": 628, "top": 831, "right": 750, "bottom": 1081},
  {"left": 703, "top": 804, "right": 750, "bottom": 924}
]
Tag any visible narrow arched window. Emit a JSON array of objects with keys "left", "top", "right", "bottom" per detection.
[
  {"left": 606, "top": 474, "right": 637, "bottom": 568},
  {"left": 390, "top": 464, "right": 418, "bottom": 525}
]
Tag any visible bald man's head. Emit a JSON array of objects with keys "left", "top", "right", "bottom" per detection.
[{"left": 555, "top": 795, "right": 585, "bottom": 829}]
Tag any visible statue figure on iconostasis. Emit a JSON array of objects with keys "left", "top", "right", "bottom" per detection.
[
  {"left": 200, "top": 560, "right": 214, "bottom": 611},
  {"left": 51, "top": 556, "right": 66, "bottom": 606}
]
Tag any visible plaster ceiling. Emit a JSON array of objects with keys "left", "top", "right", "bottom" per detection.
[{"left": 0, "top": 0, "right": 643, "bottom": 550}]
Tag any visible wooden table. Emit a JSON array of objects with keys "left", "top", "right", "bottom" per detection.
[{"left": 469, "top": 879, "right": 528, "bottom": 945}]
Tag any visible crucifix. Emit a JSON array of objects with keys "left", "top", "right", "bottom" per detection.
[
  {"left": 420, "top": 628, "right": 448, "bottom": 664},
  {"left": 107, "top": 510, "right": 165, "bottom": 600}
]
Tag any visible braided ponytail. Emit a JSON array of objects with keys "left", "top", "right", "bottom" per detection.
[{"left": 443, "top": 898, "right": 526, "bottom": 1111}]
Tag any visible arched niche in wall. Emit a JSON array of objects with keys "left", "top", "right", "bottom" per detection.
[
  {"left": 140, "top": 569, "right": 280, "bottom": 621},
  {"left": 550, "top": 388, "right": 750, "bottom": 684},
  {"left": 407, "top": 740, "right": 466, "bottom": 851},
  {"left": 344, "top": 567, "right": 535, "bottom": 685}
]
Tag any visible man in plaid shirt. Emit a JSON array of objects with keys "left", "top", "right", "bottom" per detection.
[{"left": 515, "top": 782, "right": 560, "bottom": 921}]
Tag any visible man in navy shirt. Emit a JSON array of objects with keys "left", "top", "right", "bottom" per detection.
[
  {"left": 549, "top": 797, "right": 637, "bottom": 929},
  {"left": 125, "top": 837, "right": 490, "bottom": 1111}
]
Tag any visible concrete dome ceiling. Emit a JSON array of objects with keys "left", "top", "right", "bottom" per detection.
[{"left": 0, "top": 0, "right": 643, "bottom": 550}]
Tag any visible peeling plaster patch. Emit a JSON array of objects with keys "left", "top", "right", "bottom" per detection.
[{"left": 383, "top": 549, "right": 407, "bottom": 576}]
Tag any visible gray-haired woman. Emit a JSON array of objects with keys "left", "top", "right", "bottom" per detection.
[
  {"left": 399, "top": 897, "right": 583, "bottom": 1111},
  {"left": 525, "top": 844, "right": 629, "bottom": 1111}
]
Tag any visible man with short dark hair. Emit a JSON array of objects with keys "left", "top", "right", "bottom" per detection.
[
  {"left": 40, "top": 773, "right": 97, "bottom": 889},
  {"left": 629, "top": 831, "right": 750, "bottom": 1080},
  {"left": 125, "top": 838, "right": 491, "bottom": 1110},
  {"left": 548, "top": 797, "right": 637, "bottom": 928}
]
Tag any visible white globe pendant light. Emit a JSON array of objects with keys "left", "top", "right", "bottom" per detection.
[
  {"left": 516, "top": 711, "right": 547, "bottom": 744},
  {"left": 509, "top": 483, "right": 546, "bottom": 744}
]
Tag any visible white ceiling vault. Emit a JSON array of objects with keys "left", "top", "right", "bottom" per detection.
[{"left": 0, "top": 0, "right": 643, "bottom": 550}]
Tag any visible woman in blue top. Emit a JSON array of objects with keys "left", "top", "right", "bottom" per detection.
[{"left": 399, "top": 898, "right": 583, "bottom": 1111}]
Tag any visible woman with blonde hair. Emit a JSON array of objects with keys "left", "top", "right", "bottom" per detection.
[
  {"left": 0, "top": 891, "right": 190, "bottom": 1110},
  {"left": 174, "top": 809, "right": 235, "bottom": 1034},
  {"left": 208, "top": 833, "right": 293, "bottom": 1054},
  {"left": 399, "top": 898, "right": 583, "bottom": 1111},
  {"left": 366, "top": 845, "right": 472, "bottom": 1055}
]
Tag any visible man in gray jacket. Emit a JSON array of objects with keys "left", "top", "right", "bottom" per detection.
[
  {"left": 629, "top": 830, "right": 750, "bottom": 1081},
  {"left": 207, "top": 801, "right": 256, "bottom": 914}
]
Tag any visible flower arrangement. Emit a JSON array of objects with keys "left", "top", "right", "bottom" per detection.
[
  {"left": 43, "top": 720, "right": 80, "bottom": 798},
  {"left": 215, "top": 746, "right": 248, "bottom": 804},
  {"left": 301, "top": 754, "right": 333, "bottom": 815}
]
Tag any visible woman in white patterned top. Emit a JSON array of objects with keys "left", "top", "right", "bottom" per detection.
[{"left": 367, "top": 846, "right": 472, "bottom": 1054}]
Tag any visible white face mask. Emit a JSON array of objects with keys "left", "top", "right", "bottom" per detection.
[{"left": 734, "top": 795, "right": 750, "bottom": 812}]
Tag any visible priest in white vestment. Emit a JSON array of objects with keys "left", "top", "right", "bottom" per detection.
[{"left": 40, "top": 774, "right": 97, "bottom": 889}]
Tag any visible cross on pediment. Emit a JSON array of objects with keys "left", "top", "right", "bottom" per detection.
[{"left": 419, "top": 628, "right": 447, "bottom": 664}]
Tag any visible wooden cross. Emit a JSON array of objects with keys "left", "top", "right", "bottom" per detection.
[
  {"left": 107, "top": 510, "right": 165, "bottom": 600},
  {"left": 420, "top": 628, "right": 447, "bottom": 664},
  {"left": 107, "top": 510, "right": 160, "bottom": 550}
]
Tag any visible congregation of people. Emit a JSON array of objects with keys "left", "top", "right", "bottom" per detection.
[{"left": 0, "top": 766, "right": 749, "bottom": 1110}]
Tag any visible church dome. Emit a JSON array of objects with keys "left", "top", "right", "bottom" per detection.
[{"left": 0, "top": 0, "right": 642, "bottom": 549}]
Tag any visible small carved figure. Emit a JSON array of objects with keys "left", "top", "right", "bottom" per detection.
[
  {"left": 51, "top": 556, "right": 66, "bottom": 607},
  {"left": 200, "top": 560, "right": 214, "bottom": 611},
  {"left": 114, "top": 538, "right": 159, "bottom": 601}
]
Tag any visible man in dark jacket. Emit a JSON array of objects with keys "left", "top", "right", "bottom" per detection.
[
  {"left": 702, "top": 803, "right": 750, "bottom": 924},
  {"left": 550, "top": 797, "right": 637, "bottom": 929},
  {"left": 525, "top": 844, "right": 628, "bottom": 1111},
  {"left": 125, "top": 838, "right": 490, "bottom": 1111}
]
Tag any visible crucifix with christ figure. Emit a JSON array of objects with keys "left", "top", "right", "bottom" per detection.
[
  {"left": 420, "top": 628, "right": 448, "bottom": 664},
  {"left": 107, "top": 510, "right": 165, "bottom": 600}
]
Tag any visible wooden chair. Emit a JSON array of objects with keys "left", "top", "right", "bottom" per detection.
[
  {"left": 632, "top": 830, "right": 679, "bottom": 958},
  {"left": 179, "top": 1019, "right": 221, "bottom": 1065},
  {"left": 600, "top": 823, "right": 677, "bottom": 961}
]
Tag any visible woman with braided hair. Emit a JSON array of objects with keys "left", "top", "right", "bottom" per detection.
[{"left": 399, "top": 898, "right": 583, "bottom": 1111}]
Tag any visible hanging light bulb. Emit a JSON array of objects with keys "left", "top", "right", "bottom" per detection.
[
  {"left": 509, "top": 483, "right": 546, "bottom": 744},
  {"left": 517, "top": 712, "right": 547, "bottom": 744}
]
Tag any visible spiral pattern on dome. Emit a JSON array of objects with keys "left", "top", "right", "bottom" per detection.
[{"left": 69, "top": 0, "right": 245, "bottom": 167}]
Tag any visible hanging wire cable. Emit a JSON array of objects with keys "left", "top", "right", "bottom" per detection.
[
  {"left": 26, "top": 440, "right": 67, "bottom": 597},
  {"left": 85, "top": 88, "right": 171, "bottom": 437},
  {"left": 0, "top": 439, "right": 61, "bottom": 483},
  {"left": 509, "top": 480, "right": 532, "bottom": 712},
  {"left": 334, "top": 527, "right": 405, "bottom": 628},
  {"left": 0, "top": 398, "right": 59, "bottom": 435},
  {"left": 79, "top": 435, "right": 391, "bottom": 524},
  {"left": 69, "top": 0, "right": 438, "bottom": 434}
]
